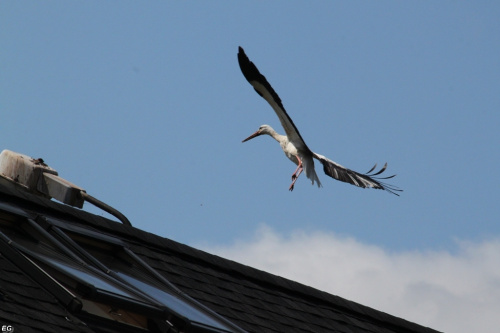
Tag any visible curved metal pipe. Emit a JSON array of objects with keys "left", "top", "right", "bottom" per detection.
[{"left": 80, "top": 191, "right": 132, "bottom": 226}]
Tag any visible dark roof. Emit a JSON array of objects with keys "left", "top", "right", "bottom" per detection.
[
  {"left": 0, "top": 176, "right": 440, "bottom": 333},
  {"left": 0, "top": 250, "right": 93, "bottom": 333}
]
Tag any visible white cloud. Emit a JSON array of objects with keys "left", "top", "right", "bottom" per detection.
[{"left": 201, "top": 225, "right": 500, "bottom": 333}]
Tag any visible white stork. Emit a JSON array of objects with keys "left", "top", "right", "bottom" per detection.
[{"left": 238, "top": 46, "right": 401, "bottom": 195}]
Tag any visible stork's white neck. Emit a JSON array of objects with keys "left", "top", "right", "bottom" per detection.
[{"left": 261, "top": 125, "right": 287, "bottom": 144}]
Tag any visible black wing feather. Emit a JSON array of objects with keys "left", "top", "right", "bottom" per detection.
[
  {"left": 314, "top": 154, "right": 402, "bottom": 196},
  {"left": 237, "top": 47, "right": 284, "bottom": 109}
]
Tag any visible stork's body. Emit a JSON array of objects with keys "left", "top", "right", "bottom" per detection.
[
  {"left": 243, "top": 124, "right": 320, "bottom": 191},
  {"left": 238, "top": 46, "right": 401, "bottom": 195}
]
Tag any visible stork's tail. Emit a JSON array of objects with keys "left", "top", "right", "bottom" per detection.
[{"left": 303, "top": 155, "right": 322, "bottom": 188}]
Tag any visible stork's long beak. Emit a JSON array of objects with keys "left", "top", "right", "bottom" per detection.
[{"left": 242, "top": 130, "right": 262, "bottom": 143}]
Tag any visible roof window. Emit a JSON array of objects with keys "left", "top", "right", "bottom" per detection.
[{"left": 0, "top": 206, "right": 245, "bottom": 333}]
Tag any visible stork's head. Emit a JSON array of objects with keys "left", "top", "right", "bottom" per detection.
[{"left": 242, "top": 124, "right": 273, "bottom": 142}]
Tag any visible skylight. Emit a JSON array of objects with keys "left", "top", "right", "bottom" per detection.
[{"left": 0, "top": 206, "right": 245, "bottom": 333}]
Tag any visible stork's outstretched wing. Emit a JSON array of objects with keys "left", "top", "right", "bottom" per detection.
[
  {"left": 238, "top": 46, "right": 309, "bottom": 150},
  {"left": 313, "top": 153, "right": 401, "bottom": 195}
]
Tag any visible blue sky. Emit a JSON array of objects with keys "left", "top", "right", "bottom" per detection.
[{"left": 2, "top": 2, "right": 500, "bottom": 331}]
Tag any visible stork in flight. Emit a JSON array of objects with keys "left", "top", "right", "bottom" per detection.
[{"left": 238, "top": 46, "right": 401, "bottom": 195}]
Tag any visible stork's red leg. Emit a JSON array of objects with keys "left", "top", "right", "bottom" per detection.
[
  {"left": 291, "top": 155, "right": 303, "bottom": 180},
  {"left": 289, "top": 167, "right": 303, "bottom": 191},
  {"left": 289, "top": 156, "right": 303, "bottom": 191}
]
